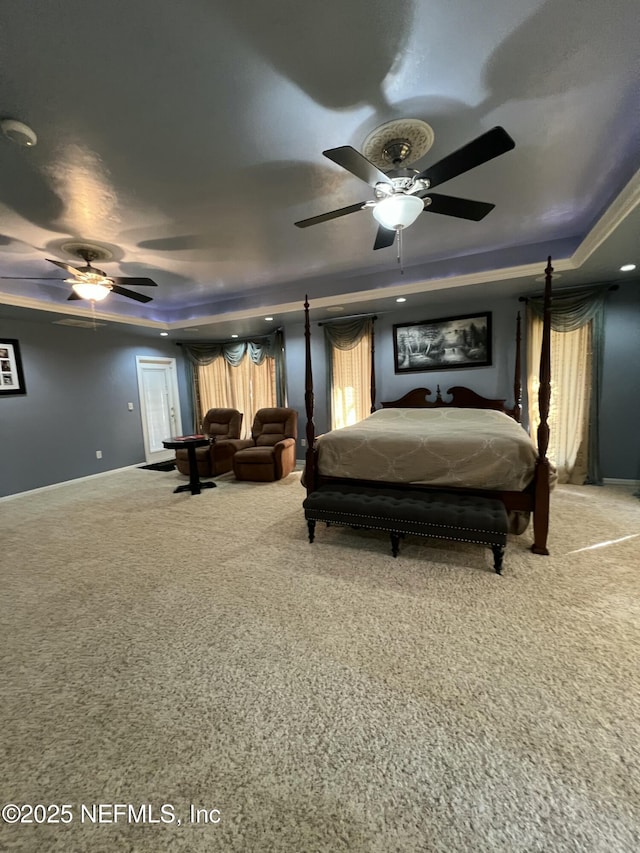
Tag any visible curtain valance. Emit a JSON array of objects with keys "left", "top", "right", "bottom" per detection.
[
  {"left": 527, "top": 284, "right": 610, "bottom": 332},
  {"left": 322, "top": 317, "right": 375, "bottom": 351},
  {"left": 180, "top": 332, "right": 281, "bottom": 367}
]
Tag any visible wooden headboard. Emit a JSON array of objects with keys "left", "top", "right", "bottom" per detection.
[{"left": 380, "top": 385, "right": 518, "bottom": 420}]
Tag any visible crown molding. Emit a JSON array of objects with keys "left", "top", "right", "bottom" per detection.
[
  {"left": 572, "top": 167, "right": 640, "bottom": 267},
  {"left": 0, "top": 292, "right": 169, "bottom": 330},
  {"left": 4, "top": 169, "right": 639, "bottom": 332}
]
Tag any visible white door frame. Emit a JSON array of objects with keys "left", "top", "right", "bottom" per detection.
[{"left": 135, "top": 356, "right": 183, "bottom": 463}]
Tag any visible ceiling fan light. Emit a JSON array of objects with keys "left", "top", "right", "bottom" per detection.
[
  {"left": 70, "top": 280, "right": 111, "bottom": 301},
  {"left": 372, "top": 194, "right": 424, "bottom": 230}
]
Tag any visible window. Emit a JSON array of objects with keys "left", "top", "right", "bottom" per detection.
[
  {"left": 528, "top": 318, "right": 592, "bottom": 484},
  {"left": 197, "top": 355, "right": 277, "bottom": 439},
  {"left": 324, "top": 319, "right": 374, "bottom": 430}
]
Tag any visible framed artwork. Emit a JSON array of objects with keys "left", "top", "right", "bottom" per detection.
[
  {"left": 0, "top": 339, "right": 27, "bottom": 396},
  {"left": 393, "top": 312, "right": 492, "bottom": 373}
]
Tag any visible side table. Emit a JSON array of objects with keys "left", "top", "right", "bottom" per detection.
[{"left": 162, "top": 435, "right": 216, "bottom": 495}]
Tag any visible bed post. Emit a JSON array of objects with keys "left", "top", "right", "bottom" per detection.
[
  {"left": 513, "top": 311, "right": 522, "bottom": 423},
  {"left": 531, "top": 257, "right": 552, "bottom": 555},
  {"left": 370, "top": 320, "right": 377, "bottom": 413},
  {"left": 303, "top": 295, "right": 317, "bottom": 495}
]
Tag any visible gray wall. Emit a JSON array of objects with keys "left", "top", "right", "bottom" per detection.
[
  {"left": 2, "top": 280, "right": 637, "bottom": 497},
  {"left": 285, "top": 291, "right": 524, "bottom": 443},
  {"left": 0, "top": 315, "right": 190, "bottom": 498},
  {"left": 285, "top": 281, "right": 640, "bottom": 481},
  {"left": 600, "top": 283, "right": 640, "bottom": 479}
]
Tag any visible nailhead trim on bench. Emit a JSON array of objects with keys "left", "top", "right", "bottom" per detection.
[{"left": 303, "top": 485, "right": 508, "bottom": 573}]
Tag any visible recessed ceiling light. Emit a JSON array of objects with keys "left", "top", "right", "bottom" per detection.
[
  {"left": 396, "top": 297, "right": 407, "bottom": 303},
  {"left": 264, "top": 316, "right": 273, "bottom": 321},
  {"left": 160, "top": 332, "right": 169, "bottom": 336},
  {"left": 620, "top": 263, "right": 636, "bottom": 272},
  {"left": 231, "top": 334, "right": 238, "bottom": 338}
]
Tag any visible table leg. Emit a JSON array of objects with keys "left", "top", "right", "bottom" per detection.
[{"left": 173, "top": 444, "right": 216, "bottom": 495}]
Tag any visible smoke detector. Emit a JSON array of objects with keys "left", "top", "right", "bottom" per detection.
[
  {"left": 362, "top": 119, "right": 435, "bottom": 169},
  {"left": 1, "top": 118, "right": 38, "bottom": 147}
]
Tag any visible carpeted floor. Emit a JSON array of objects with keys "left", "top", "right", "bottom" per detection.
[{"left": 1, "top": 470, "right": 639, "bottom": 852}]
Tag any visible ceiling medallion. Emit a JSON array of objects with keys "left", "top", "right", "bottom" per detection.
[
  {"left": 362, "top": 119, "right": 435, "bottom": 170},
  {"left": 60, "top": 241, "right": 114, "bottom": 263}
]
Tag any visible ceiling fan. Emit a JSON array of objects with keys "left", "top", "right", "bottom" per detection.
[
  {"left": 295, "top": 126, "right": 516, "bottom": 252},
  {"left": 1, "top": 244, "right": 158, "bottom": 303}
]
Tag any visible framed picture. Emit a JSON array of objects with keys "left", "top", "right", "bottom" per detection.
[
  {"left": 393, "top": 312, "right": 492, "bottom": 373},
  {"left": 0, "top": 339, "right": 27, "bottom": 396}
]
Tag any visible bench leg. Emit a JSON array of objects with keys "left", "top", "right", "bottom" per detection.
[
  {"left": 491, "top": 544, "right": 505, "bottom": 575},
  {"left": 390, "top": 532, "right": 401, "bottom": 557},
  {"left": 307, "top": 518, "right": 316, "bottom": 543}
]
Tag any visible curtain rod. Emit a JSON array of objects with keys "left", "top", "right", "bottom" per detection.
[
  {"left": 318, "top": 313, "right": 378, "bottom": 326},
  {"left": 518, "top": 283, "right": 619, "bottom": 302}
]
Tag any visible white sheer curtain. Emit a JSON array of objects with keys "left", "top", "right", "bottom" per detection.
[
  {"left": 330, "top": 333, "right": 372, "bottom": 430},
  {"left": 197, "top": 356, "right": 277, "bottom": 439},
  {"left": 527, "top": 315, "right": 592, "bottom": 484}
]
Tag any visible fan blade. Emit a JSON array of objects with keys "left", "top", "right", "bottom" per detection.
[
  {"left": 295, "top": 201, "right": 368, "bottom": 228},
  {"left": 67, "top": 292, "right": 82, "bottom": 300},
  {"left": 373, "top": 226, "right": 396, "bottom": 250},
  {"left": 46, "top": 258, "right": 83, "bottom": 277},
  {"left": 110, "top": 276, "right": 157, "bottom": 286},
  {"left": 110, "top": 284, "right": 153, "bottom": 303},
  {"left": 323, "top": 146, "right": 391, "bottom": 187},
  {"left": 415, "top": 126, "right": 515, "bottom": 189},
  {"left": 422, "top": 193, "right": 495, "bottom": 221}
]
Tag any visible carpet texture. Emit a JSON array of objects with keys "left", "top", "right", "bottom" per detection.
[{"left": 1, "top": 470, "right": 639, "bottom": 852}]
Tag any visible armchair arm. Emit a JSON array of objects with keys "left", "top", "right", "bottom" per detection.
[
  {"left": 209, "top": 437, "right": 241, "bottom": 466},
  {"left": 273, "top": 437, "right": 297, "bottom": 478}
]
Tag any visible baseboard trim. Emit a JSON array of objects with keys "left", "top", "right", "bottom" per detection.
[
  {"left": 0, "top": 464, "right": 143, "bottom": 502},
  {"left": 603, "top": 478, "right": 640, "bottom": 486}
]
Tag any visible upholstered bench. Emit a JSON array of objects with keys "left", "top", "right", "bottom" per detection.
[{"left": 303, "top": 485, "right": 509, "bottom": 573}]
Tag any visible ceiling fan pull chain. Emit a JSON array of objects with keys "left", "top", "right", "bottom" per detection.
[{"left": 397, "top": 228, "right": 405, "bottom": 275}]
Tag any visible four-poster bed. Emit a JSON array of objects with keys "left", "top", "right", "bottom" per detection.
[{"left": 303, "top": 257, "right": 554, "bottom": 555}]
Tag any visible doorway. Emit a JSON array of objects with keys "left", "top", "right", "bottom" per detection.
[{"left": 136, "top": 356, "right": 183, "bottom": 463}]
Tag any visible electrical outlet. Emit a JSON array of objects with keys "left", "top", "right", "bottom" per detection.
[
  {"left": 127, "top": 402, "right": 134, "bottom": 411},
  {"left": 301, "top": 438, "right": 307, "bottom": 447},
  {"left": 96, "top": 450, "right": 102, "bottom": 459}
]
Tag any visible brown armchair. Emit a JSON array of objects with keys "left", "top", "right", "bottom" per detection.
[
  {"left": 174, "top": 408, "right": 243, "bottom": 478},
  {"left": 230, "top": 407, "right": 298, "bottom": 482}
]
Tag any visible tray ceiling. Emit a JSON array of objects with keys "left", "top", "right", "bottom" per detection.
[{"left": 0, "top": 0, "right": 638, "bottom": 336}]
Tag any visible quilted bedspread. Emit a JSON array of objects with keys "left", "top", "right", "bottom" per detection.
[{"left": 316, "top": 407, "right": 540, "bottom": 491}]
